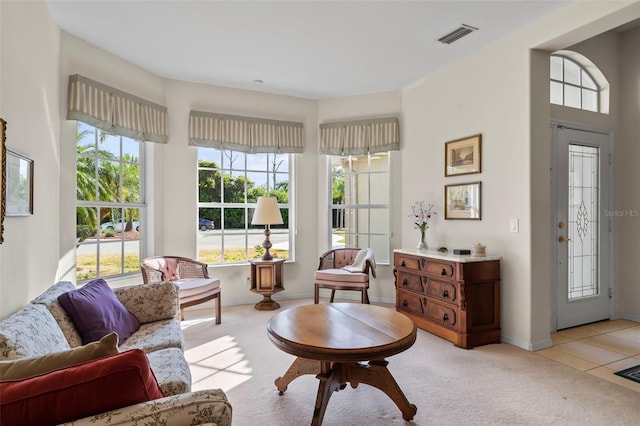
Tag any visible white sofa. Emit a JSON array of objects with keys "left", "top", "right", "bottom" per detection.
[{"left": 0, "top": 281, "right": 232, "bottom": 425}]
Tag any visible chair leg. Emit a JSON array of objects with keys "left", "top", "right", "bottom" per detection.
[
  {"left": 314, "top": 284, "right": 320, "bottom": 304},
  {"left": 215, "top": 293, "right": 221, "bottom": 325},
  {"left": 364, "top": 289, "right": 370, "bottom": 304},
  {"left": 330, "top": 290, "right": 336, "bottom": 303},
  {"left": 180, "top": 308, "right": 185, "bottom": 321}
]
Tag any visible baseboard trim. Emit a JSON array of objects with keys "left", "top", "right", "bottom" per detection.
[
  {"left": 500, "top": 335, "right": 550, "bottom": 352},
  {"left": 622, "top": 313, "right": 640, "bottom": 322}
]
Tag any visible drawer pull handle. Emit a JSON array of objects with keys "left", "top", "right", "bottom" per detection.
[
  {"left": 443, "top": 313, "right": 449, "bottom": 322},
  {"left": 402, "top": 300, "right": 408, "bottom": 307},
  {"left": 401, "top": 261, "right": 406, "bottom": 267},
  {"left": 402, "top": 279, "right": 408, "bottom": 286},
  {"left": 443, "top": 290, "right": 449, "bottom": 298},
  {"left": 441, "top": 268, "right": 447, "bottom": 276}
]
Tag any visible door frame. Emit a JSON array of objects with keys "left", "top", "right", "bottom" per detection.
[{"left": 550, "top": 120, "right": 615, "bottom": 332}]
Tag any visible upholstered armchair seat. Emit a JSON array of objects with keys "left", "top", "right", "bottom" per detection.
[
  {"left": 141, "top": 256, "right": 221, "bottom": 324},
  {"left": 314, "top": 248, "right": 376, "bottom": 304}
]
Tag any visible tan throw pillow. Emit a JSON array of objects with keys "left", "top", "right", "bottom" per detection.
[{"left": 0, "top": 332, "right": 119, "bottom": 381}]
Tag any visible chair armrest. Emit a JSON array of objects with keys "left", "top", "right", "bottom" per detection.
[
  {"left": 60, "top": 389, "right": 232, "bottom": 426},
  {"left": 365, "top": 259, "right": 377, "bottom": 278},
  {"left": 318, "top": 249, "right": 336, "bottom": 270},
  {"left": 177, "top": 258, "right": 210, "bottom": 279},
  {"left": 140, "top": 265, "right": 164, "bottom": 284},
  {"left": 113, "top": 282, "right": 180, "bottom": 323}
]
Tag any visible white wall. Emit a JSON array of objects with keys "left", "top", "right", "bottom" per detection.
[
  {"left": 0, "top": 1, "right": 61, "bottom": 316},
  {"left": 402, "top": 45, "right": 533, "bottom": 348},
  {"left": 618, "top": 26, "right": 640, "bottom": 321}
]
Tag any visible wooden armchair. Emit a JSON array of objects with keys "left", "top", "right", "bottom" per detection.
[
  {"left": 314, "top": 248, "right": 376, "bottom": 304},
  {"left": 140, "top": 256, "right": 221, "bottom": 324}
]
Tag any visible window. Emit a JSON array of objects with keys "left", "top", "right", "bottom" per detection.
[
  {"left": 76, "top": 122, "right": 144, "bottom": 281},
  {"left": 197, "top": 148, "right": 291, "bottom": 263},
  {"left": 329, "top": 152, "right": 390, "bottom": 264},
  {"left": 550, "top": 55, "right": 599, "bottom": 112}
]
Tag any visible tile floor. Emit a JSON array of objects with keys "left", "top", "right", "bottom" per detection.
[{"left": 536, "top": 319, "right": 640, "bottom": 393}]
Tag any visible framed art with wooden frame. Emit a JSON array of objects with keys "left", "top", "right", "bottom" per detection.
[
  {"left": 445, "top": 181, "right": 481, "bottom": 220},
  {"left": 6, "top": 149, "right": 33, "bottom": 216},
  {"left": 445, "top": 134, "right": 481, "bottom": 177},
  {"left": 0, "top": 118, "right": 5, "bottom": 243}
]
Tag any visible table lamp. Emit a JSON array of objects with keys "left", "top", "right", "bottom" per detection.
[{"left": 251, "top": 196, "right": 284, "bottom": 260}]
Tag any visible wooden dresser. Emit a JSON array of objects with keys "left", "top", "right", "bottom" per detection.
[{"left": 394, "top": 249, "right": 501, "bottom": 349}]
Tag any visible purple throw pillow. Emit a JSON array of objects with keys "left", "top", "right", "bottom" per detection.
[{"left": 58, "top": 279, "right": 140, "bottom": 345}]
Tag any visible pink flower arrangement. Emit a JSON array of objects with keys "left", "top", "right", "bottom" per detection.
[{"left": 410, "top": 201, "right": 436, "bottom": 232}]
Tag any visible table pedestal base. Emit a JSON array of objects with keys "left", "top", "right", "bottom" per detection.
[
  {"left": 254, "top": 295, "right": 280, "bottom": 311},
  {"left": 275, "top": 357, "right": 416, "bottom": 425}
]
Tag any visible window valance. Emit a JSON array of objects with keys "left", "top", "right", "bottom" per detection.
[
  {"left": 67, "top": 74, "right": 168, "bottom": 144},
  {"left": 188, "top": 110, "right": 304, "bottom": 153},
  {"left": 319, "top": 117, "right": 400, "bottom": 155}
]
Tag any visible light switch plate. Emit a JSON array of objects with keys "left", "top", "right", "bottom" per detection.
[{"left": 510, "top": 219, "right": 519, "bottom": 233}]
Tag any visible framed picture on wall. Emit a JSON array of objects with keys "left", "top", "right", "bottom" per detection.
[
  {"left": 445, "top": 134, "right": 481, "bottom": 176},
  {"left": 445, "top": 181, "right": 481, "bottom": 220},
  {"left": 6, "top": 149, "right": 33, "bottom": 216}
]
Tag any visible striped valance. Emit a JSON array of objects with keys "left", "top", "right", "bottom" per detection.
[
  {"left": 189, "top": 110, "right": 304, "bottom": 153},
  {"left": 319, "top": 117, "right": 400, "bottom": 155},
  {"left": 67, "top": 74, "right": 168, "bottom": 144}
]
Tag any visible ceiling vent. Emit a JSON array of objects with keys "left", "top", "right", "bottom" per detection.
[{"left": 437, "top": 24, "right": 478, "bottom": 44}]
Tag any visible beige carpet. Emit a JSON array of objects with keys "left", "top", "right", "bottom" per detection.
[{"left": 182, "top": 298, "right": 640, "bottom": 425}]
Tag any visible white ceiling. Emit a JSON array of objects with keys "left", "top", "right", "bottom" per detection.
[{"left": 46, "top": 0, "right": 572, "bottom": 100}]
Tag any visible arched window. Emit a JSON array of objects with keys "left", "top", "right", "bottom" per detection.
[{"left": 550, "top": 51, "right": 609, "bottom": 114}]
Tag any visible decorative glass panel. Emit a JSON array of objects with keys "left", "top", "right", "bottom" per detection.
[
  {"left": 564, "top": 59, "right": 580, "bottom": 85},
  {"left": 550, "top": 81, "right": 563, "bottom": 105},
  {"left": 564, "top": 85, "right": 581, "bottom": 109},
  {"left": 582, "top": 89, "right": 598, "bottom": 112},
  {"left": 199, "top": 169, "right": 221, "bottom": 202},
  {"left": 354, "top": 173, "right": 369, "bottom": 204},
  {"left": 550, "top": 56, "right": 563, "bottom": 81},
  {"left": 567, "top": 144, "right": 599, "bottom": 300},
  {"left": 550, "top": 54, "right": 602, "bottom": 113},
  {"left": 582, "top": 70, "right": 597, "bottom": 89},
  {"left": 370, "top": 208, "right": 389, "bottom": 234}
]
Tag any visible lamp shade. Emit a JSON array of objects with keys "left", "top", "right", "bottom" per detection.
[{"left": 251, "top": 196, "right": 284, "bottom": 225}]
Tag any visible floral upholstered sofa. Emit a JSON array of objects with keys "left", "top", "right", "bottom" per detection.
[{"left": 0, "top": 281, "right": 232, "bottom": 425}]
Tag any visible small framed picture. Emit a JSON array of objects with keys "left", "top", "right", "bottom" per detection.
[
  {"left": 6, "top": 149, "right": 33, "bottom": 216},
  {"left": 445, "top": 134, "right": 481, "bottom": 177},
  {"left": 445, "top": 181, "right": 481, "bottom": 220}
]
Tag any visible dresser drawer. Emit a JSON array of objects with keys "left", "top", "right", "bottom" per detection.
[
  {"left": 424, "top": 300, "right": 457, "bottom": 330},
  {"left": 397, "top": 289, "right": 424, "bottom": 316},
  {"left": 395, "top": 253, "right": 421, "bottom": 271},
  {"left": 423, "top": 260, "right": 455, "bottom": 279},
  {"left": 397, "top": 271, "right": 424, "bottom": 293},
  {"left": 425, "top": 278, "right": 457, "bottom": 304}
]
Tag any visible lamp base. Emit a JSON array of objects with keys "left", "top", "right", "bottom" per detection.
[{"left": 262, "top": 228, "right": 274, "bottom": 260}]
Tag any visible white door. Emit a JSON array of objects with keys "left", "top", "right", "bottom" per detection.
[{"left": 553, "top": 124, "right": 612, "bottom": 330}]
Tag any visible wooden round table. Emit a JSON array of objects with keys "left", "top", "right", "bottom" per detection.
[{"left": 267, "top": 303, "right": 417, "bottom": 425}]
